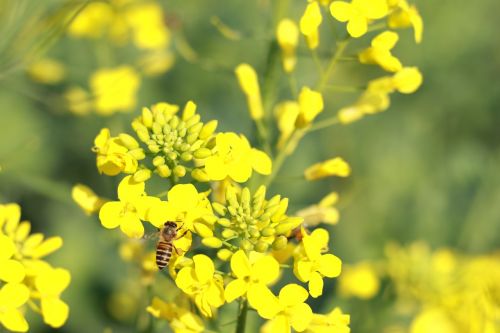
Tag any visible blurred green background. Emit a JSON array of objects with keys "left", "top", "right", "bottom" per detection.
[{"left": 0, "top": 0, "right": 499, "bottom": 332}]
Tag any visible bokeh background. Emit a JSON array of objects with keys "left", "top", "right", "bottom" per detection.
[{"left": 0, "top": 0, "right": 499, "bottom": 332}]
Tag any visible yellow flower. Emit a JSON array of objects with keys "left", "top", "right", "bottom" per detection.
[
  {"left": 274, "top": 101, "right": 300, "bottom": 148},
  {"left": 0, "top": 283, "right": 30, "bottom": 332},
  {"left": 99, "top": 176, "right": 160, "bottom": 238},
  {"left": 293, "top": 228, "right": 342, "bottom": 297},
  {"left": 306, "top": 307, "right": 350, "bottom": 333},
  {"left": 388, "top": 0, "right": 423, "bottom": 43},
  {"left": 224, "top": 250, "right": 279, "bottom": 308},
  {"left": 34, "top": 267, "right": 71, "bottom": 328},
  {"left": 147, "top": 297, "right": 205, "bottom": 333},
  {"left": 93, "top": 128, "right": 143, "bottom": 176},
  {"left": 300, "top": 2, "right": 322, "bottom": 49},
  {"left": 89, "top": 66, "right": 141, "bottom": 115},
  {"left": 276, "top": 19, "right": 299, "bottom": 72},
  {"left": 204, "top": 132, "right": 272, "bottom": 183},
  {"left": 410, "top": 308, "right": 456, "bottom": 333},
  {"left": 392, "top": 67, "right": 423, "bottom": 94},
  {"left": 138, "top": 50, "right": 175, "bottom": 76},
  {"left": 296, "top": 87, "right": 324, "bottom": 128},
  {"left": 259, "top": 284, "right": 313, "bottom": 333},
  {"left": 296, "top": 192, "right": 340, "bottom": 226},
  {"left": 330, "top": 0, "right": 389, "bottom": 38},
  {"left": 148, "top": 183, "right": 213, "bottom": 235},
  {"left": 304, "top": 157, "right": 351, "bottom": 180},
  {"left": 71, "top": 184, "right": 106, "bottom": 215},
  {"left": 67, "top": 2, "right": 113, "bottom": 38},
  {"left": 124, "top": 3, "right": 170, "bottom": 50},
  {"left": 338, "top": 262, "right": 380, "bottom": 299},
  {"left": 64, "top": 86, "right": 93, "bottom": 115},
  {"left": 27, "top": 58, "right": 66, "bottom": 85},
  {"left": 0, "top": 235, "right": 25, "bottom": 283},
  {"left": 175, "top": 254, "right": 224, "bottom": 317},
  {"left": 235, "top": 63, "right": 264, "bottom": 120},
  {"left": 359, "top": 31, "right": 402, "bottom": 72}
]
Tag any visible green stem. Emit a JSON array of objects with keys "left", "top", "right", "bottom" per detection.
[
  {"left": 308, "top": 116, "right": 340, "bottom": 132},
  {"left": 235, "top": 298, "right": 248, "bottom": 333},
  {"left": 317, "top": 39, "right": 350, "bottom": 93}
]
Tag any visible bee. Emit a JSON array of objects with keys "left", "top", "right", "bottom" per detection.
[{"left": 155, "top": 221, "right": 183, "bottom": 270}]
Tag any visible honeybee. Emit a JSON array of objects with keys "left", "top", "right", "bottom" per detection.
[{"left": 155, "top": 221, "right": 182, "bottom": 270}]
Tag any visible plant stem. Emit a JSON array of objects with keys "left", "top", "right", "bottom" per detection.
[
  {"left": 235, "top": 298, "right": 249, "bottom": 333},
  {"left": 317, "top": 38, "right": 350, "bottom": 93},
  {"left": 308, "top": 116, "right": 340, "bottom": 132}
]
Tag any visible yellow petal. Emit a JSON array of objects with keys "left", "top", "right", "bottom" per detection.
[
  {"left": 204, "top": 156, "right": 227, "bottom": 180},
  {"left": 0, "top": 308, "right": 29, "bottom": 332},
  {"left": 318, "top": 254, "right": 342, "bottom": 277},
  {"left": 0, "top": 283, "right": 30, "bottom": 308},
  {"left": 147, "top": 201, "right": 177, "bottom": 227},
  {"left": 252, "top": 255, "right": 280, "bottom": 285},
  {"left": 224, "top": 279, "right": 248, "bottom": 303},
  {"left": 288, "top": 302, "right": 313, "bottom": 331},
  {"left": 99, "top": 201, "right": 125, "bottom": 229},
  {"left": 119, "top": 215, "right": 145, "bottom": 239},
  {"left": 32, "top": 237, "right": 63, "bottom": 259},
  {"left": 294, "top": 259, "right": 313, "bottom": 282},
  {"left": 251, "top": 149, "right": 272, "bottom": 175},
  {"left": 279, "top": 284, "right": 308, "bottom": 307},
  {"left": 206, "top": 279, "right": 225, "bottom": 307},
  {"left": 309, "top": 271, "right": 324, "bottom": 298},
  {"left": 41, "top": 298, "right": 69, "bottom": 328},
  {"left": 235, "top": 63, "right": 264, "bottom": 120},
  {"left": 0, "top": 259, "right": 25, "bottom": 283},
  {"left": 230, "top": 250, "right": 251, "bottom": 278},
  {"left": 346, "top": 15, "right": 367, "bottom": 38},
  {"left": 393, "top": 67, "right": 423, "bottom": 94},
  {"left": 134, "top": 196, "right": 161, "bottom": 221},
  {"left": 35, "top": 268, "right": 71, "bottom": 297},
  {"left": 261, "top": 314, "right": 290, "bottom": 333},
  {"left": 117, "top": 175, "right": 145, "bottom": 202},
  {"left": 175, "top": 267, "right": 195, "bottom": 293},
  {"left": 168, "top": 184, "right": 199, "bottom": 212},
  {"left": 248, "top": 283, "right": 281, "bottom": 319},
  {"left": 193, "top": 254, "right": 214, "bottom": 284},
  {"left": 372, "top": 31, "right": 399, "bottom": 50},
  {"left": 228, "top": 161, "right": 253, "bottom": 183},
  {"left": 14, "top": 221, "right": 31, "bottom": 242},
  {"left": 0, "top": 235, "right": 15, "bottom": 260},
  {"left": 330, "top": 1, "right": 353, "bottom": 22}
]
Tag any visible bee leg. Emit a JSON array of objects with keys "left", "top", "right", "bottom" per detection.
[{"left": 172, "top": 244, "right": 183, "bottom": 256}]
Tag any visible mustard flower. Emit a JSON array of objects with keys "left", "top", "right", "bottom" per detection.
[
  {"left": 274, "top": 101, "right": 300, "bottom": 148},
  {"left": 67, "top": 2, "right": 113, "bottom": 39},
  {"left": 71, "top": 184, "right": 106, "bottom": 215},
  {"left": 300, "top": 2, "right": 322, "bottom": 49},
  {"left": 338, "top": 262, "right": 380, "bottom": 299},
  {"left": 304, "top": 157, "right": 351, "bottom": 180},
  {"left": 27, "top": 58, "right": 66, "bottom": 85},
  {"left": 393, "top": 66, "right": 423, "bottom": 94},
  {"left": 306, "top": 307, "right": 350, "bottom": 333},
  {"left": 224, "top": 250, "right": 280, "bottom": 308},
  {"left": 131, "top": 101, "right": 218, "bottom": 181},
  {"left": 276, "top": 19, "right": 299, "bottom": 72},
  {"left": 296, "top": 192, "right": 340, "bottom": 226},
  {"left": 204, "top": 132, "right": 272, "bottom": 183},
  {"left": 64, "top": 86, "right": 92, "bottom": 116},
  {"left": 388, "top": 0, "right": 423, "bottom": 44},
  {"left": 0, "top": 283, "right": 29, "bottom": 332},
  {"left": 296, "top": 87, "right": 324, "bottom": 128},
  {"left": 93, "top": 128, "right": 144, "bottom": 176},
  {"left": 175, "top": 254, "right": 225, "bottom": 317},
  {"left": 294, "top": 228, "right": 342, "bottom": 297},
  {"left": 359, "top": 31, "right": 402, "bottom": 72},
  {"left": 148, "top": 183, "right": 214, "bottom": 234},
  {"left": 259, "top": 284, "right": 313, "bottom": 333},
  {"left": 124, "top": 3, "right": 170, "bottom": 50},
  {"left": 330, "top": 0, "right": 389, "bottom": 38},
  {"left": 99, "top": 176, "right": 160, "bottom": 238},
  {"left": 89, "top": 66, "right": 141, "bottom": 115},
  {"left": 235, "top": 63, "right": 264, "bottom": 120},
  {"left": 0, "top": 235, "right": 25, "bottom": 283},
  {"left": 147, "top": 297, "right": 205, "bottom": 333},
  {"left": 34, "top": 267, "right": 71, "bottom": 328},
  {"left": 211, "top": 185, "right": 303, "bottom": 254}
]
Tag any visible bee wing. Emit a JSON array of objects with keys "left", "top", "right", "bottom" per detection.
[{"left": 143, "top": 230, "right": 160, "bottom": 240}]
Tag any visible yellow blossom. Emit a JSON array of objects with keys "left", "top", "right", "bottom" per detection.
[
  {"left": 65, "top": 86, "right": 93, "bottom": 115},
  {"left": 99, "top": 176, "right": 160, "bottom": 238},
  {"left": 300, "top": 2, "right": 322, "bottom": 49},
  {"left": 296, "top": 192, "right": 340, "bottom": 226},
  {"left": 392, "top": 67, "right": 423, "bottom": 94},
  {"left": 67, "top": 2, "right": 113, "bottom": 38},
  {"left": 35, "top": 267, "right": 71, "bottom": 328},
  {"left": 259, "top": 284, "right": 313, "bottom": 333},
  {"left": 338, "top": 262, "right": 380, "bottom": 299},
  {"left": 0, "top": 235, "right": 25, "bottom": 283},
  {"left": 274, "top": 101, "right": 300, "bottom": 148},
  {"left": 138, "top": 50, "right": 175, "bottom": 76},
  {"left": 306, "top": 307, "right": 351, "bottom": 333},
  {"left": 235, "top": 63, "right": 264, "bottom": 120},
  {"left": 72, "top": 184, "right": 106, "bottom": 215},
  {"left": 410, "top": 308, "right": 456, "bottom": 333},
  {"left": 388, "top": 0, "right": 423, "bottom": 43},
  {"left": 93, "top": 128, "right": 143, "bottom": 176},
  {"left": 147, "top": 297, "right": 205, "bottom": 333},
  {"left": 125, "top": 3, "right": 170, "bottom": 50},
  {"left": 27, "top": 58, "right": 65, "bottom": 84},
  {"left": 330, "top": 0, "right": 389, "bottom": 38},
  {"left": 296, "top": 87, "right": 324, "bottom": 128},
  {"left": 359, "top": 31, "right": 402, "bottom": 72},
  {"left": 304, "top": 157, "right": 351, "bottom": 180},
  {"left": 89, "top": 66, "right": 141, "bottom": 115},
  {"left": 204, "top": 132, "right": 272, "bottom": 183},
  {"left": 294, "top": 228, "right": 342, "bottom": 297},
  {"left": 175, "top": 254, "right": 225, "bottom": 317},
  {"left": 0, "top": 283, "right": 30, "bottom": 332},
  {"left": 224, "top": 250, "right": 280, "bottom": 308},
  {"left": 276, "top": 19, "right": 299, "bottom": 72}
]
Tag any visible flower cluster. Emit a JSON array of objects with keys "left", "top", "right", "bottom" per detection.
[{"left": 0, "top": 203, "right": 70, "bottom": 332}]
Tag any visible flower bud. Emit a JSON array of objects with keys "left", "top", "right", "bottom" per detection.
[
  {"left": 118, "top": 133, "right": 139, "bottom": 149},
  {"left": 194, "top": 223, "right": 213, "bottom": 238},
  {"left": 142, "top": 107, "right": 153, "bottom": 127},
  {"left": 217, "top": 218, "right": 231, "bottom": 227},
  {"left": 156, "top": 164, "right": 171, "bottom": 178},
  {"left": 173, "top": 165, "right": 186, "bottom": 177},
  {"left": 193, "top": 148, "right": 212, "bottom": 159},
  {"left": 192, "top": 169, "right": 210, "bottom": 182},
  {"left": 255, "top": 241, "right": 269, "bottom": 252},
  {"left": 132, "top": 169, "right": 152, "bottom": 182},
  {"left": 217, "top": 249, "right": 233, "bottom": 261},
  {"left": 152, "top": 156, "right": 165, "bottom": 166},
  {"left": 202, "top": 237, "right": 223, "bottom": 248},
  {"left": 272, "top": 235, "right": 288, "bottom": 250},
  {"left": 199, "top": 120, "right": 218, "bottom": 139}
]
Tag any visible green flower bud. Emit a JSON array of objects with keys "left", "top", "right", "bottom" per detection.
[
  {"left": 248, "top": 227, "right": 260, "bottom": 238},
  {"left": 192, "top": 169, "right": 210, "bottom": 182},
  {"left": 213, "top": 203, "right": 227, "bottom": 216},
  {"left": 167, "top": 152, "right": 177, "bottom": 160},
  {"left": 173, "top": 165, "right": 186, "bottom": 177},
  {"left": 188, "top": 122, "right": 203, "bottom": 134},
  {"left": 136, "top": 127, "right": 150, "bottom": 142},
  {"left": 169, "top": 115, "right": 179, "bottom": 129},
  {"left": 193, "top": 148, "right": 212, "bottom": 159},
  {"left": 152, "top": 123, "right": 163, "bottom": 135},
  {"left": 272, "top": 235, "right": 288, "bottom": 250},
  {"left": 194, "top": 223, "right": 213, "bottom": 238},
  {"left": 178, "top": 127, "right": 187, "bottom": 138},
  {"left": 228, "top": 206, "right": 238, "bottom": 216},
  {"left": 216, "top": 217, "right": 231, "bottom": 227},
  {"left": 222, "top": 229, "right": 237, "bottom": 239},
  {"left": 217, "top": 248, "right": 233, "bottom": 261},
  {"left": 261, "top": 227, "right": 275, "bottom": 237},
  {"left": 255, "top": 241, "right": 269, "bottom": 253},
  {"left": 180, "top": 152, "right": 193, "bottom": 161},
  {"left": 186, "top": 132, "right": 199, "bottom": 144},
  {"left": 202, "top": 237, "right": 223, "bottom": 248},
  {"left": 156, "top": 164, "right": 171, "bottom": 178},
  {"left": 182, "top": 101, "right": 197, "bottom": 121},
  {"left": 133, "top": 169, "right": 152, "bottom": 182},
  {"left": 155, "top": 112, "right": 166, "bottom": 126},
  {"left": 148, "top": 144, "right": 160, "bottom": 153},
  {"left": 199, "top": 120, "right": 218, "bottom": 139},
  {"left": 185, "top": 114, "right": 200, "bottom": 128}
]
